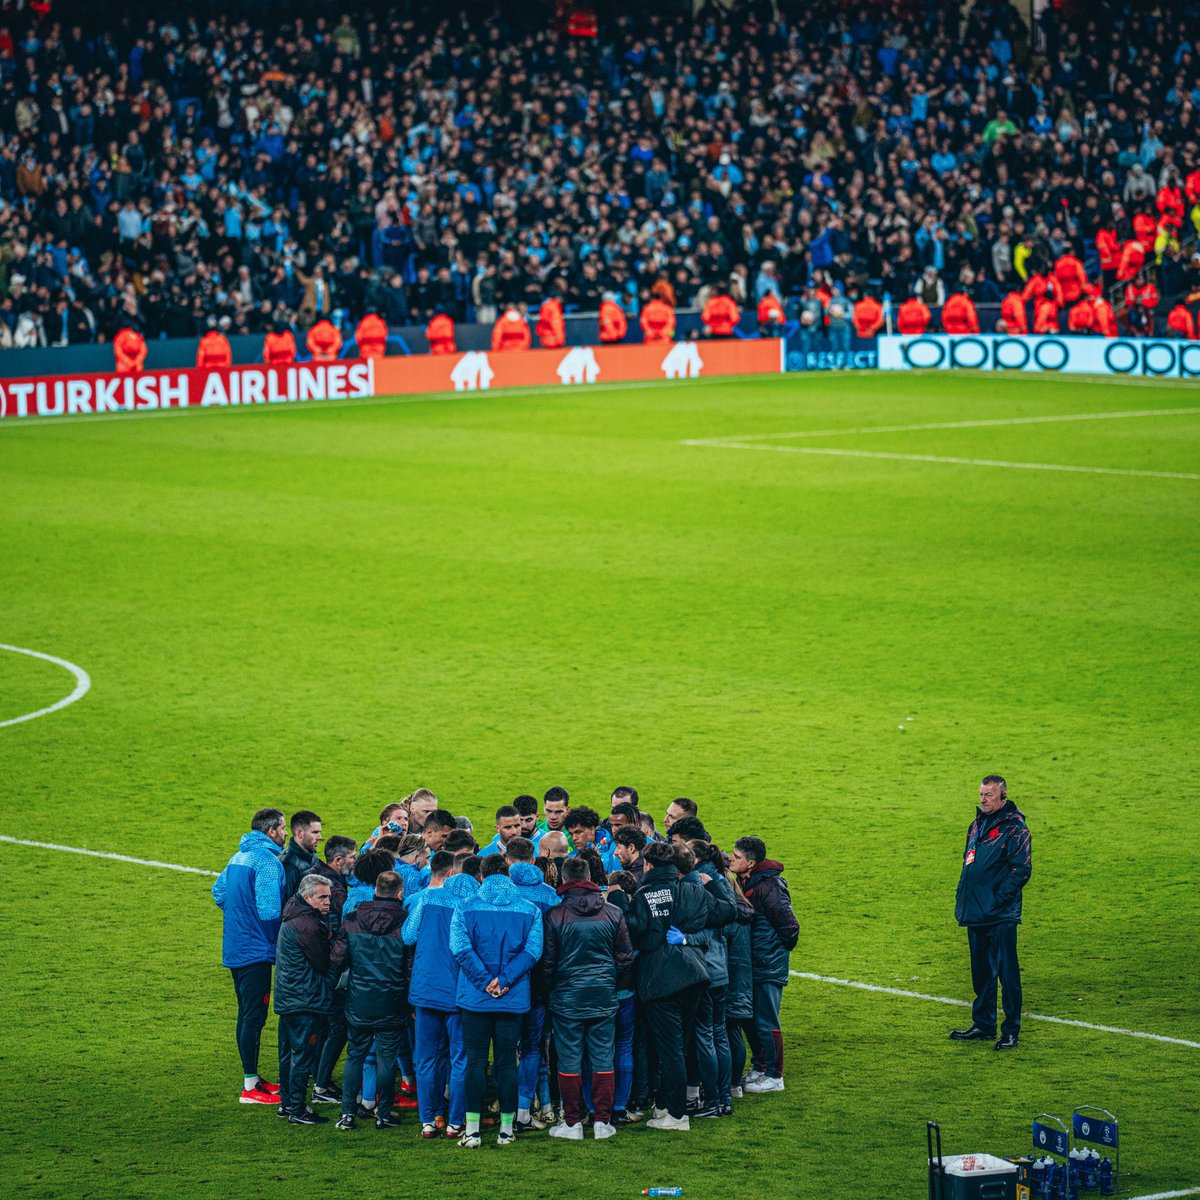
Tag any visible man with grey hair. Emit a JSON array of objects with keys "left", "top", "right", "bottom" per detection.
[
  {"left": 950, "top": 775, "right": 1032, "bottom": 1051},
  {"left": 212, "top": 807, "right": 287, "bottom": 1106},
  {"left": 274, "top": 873, "right": 334, "bottom": 1123}
]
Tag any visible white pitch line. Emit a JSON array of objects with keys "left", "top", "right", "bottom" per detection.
[
  {"left": 699, "top": 442, "right": 1200, "bottom": 481},
  {"left": 682, "top": 405, "right": 1200, "bottom": 446},
  {"left": 0, "top": 835, "right": 218, "bottom": 877},
  {"left": 1125, "top": 1189, "right": 1200, "bottom": 1199},
  {"left": 791, "top": 971, "right": 1200, "bottom": 1048},
  {"left": 0, "top": 644, "right": 92, "bottom": 728}
]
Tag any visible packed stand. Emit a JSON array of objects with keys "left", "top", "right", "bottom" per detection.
[
  {"left": 212, "top": 785, "right": 800, "bottom": 1139},
  {"left": 4, "top": 0, "right": 1200, "bottom": 352}
]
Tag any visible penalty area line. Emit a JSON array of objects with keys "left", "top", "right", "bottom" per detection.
[
  {"left": 0, "top": 835, "right": 218, "bottom": 877},
  {"left": 694, "top": 442, "right": 1200, "bottom": 481},
  {"left": 790, "top": 971, "right": 1200, "bottom": 1049}
]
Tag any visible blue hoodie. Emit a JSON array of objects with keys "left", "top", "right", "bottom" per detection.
[
  {"left": 403, "top": 873, "right": 479, "bottom": 1011},
  {"left": 342, "top": 877, "right": 375, "bottom": 918},
  {"left": 212, "top": 830, "right": 286, "bottom": 967},
  {"left": 509, "top": 861, "right": 559, "bottom": 912},
  {"left": 450, "top": 874, "right": 543, "bottom": 1014},
  {"left": 396, "top": 859, "right": 431, "bottom": 902}
]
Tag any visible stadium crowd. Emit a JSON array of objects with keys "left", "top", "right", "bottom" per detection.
[
  {"left": 5, "top": 0, "right": 1200, "bottom": 350},
  {"left": 212, "top": 785, "right": 800, "bottom": 1140}
]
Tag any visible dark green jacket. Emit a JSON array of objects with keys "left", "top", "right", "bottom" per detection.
[{"left": 329, "top": 898, "right": 411, "bottom": 1028}]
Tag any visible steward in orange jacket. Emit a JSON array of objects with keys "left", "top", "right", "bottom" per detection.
[
  {"left": 306, "top": 319, "right": 342, "bottom": 362},
  {"left": 1052, "top": 255, "right": 1096, "bottom": 305},
  {"left": 114, "top": 327, "right": 147, "bottom": 373},
  {"left": 535, "top": 296, "right": 566, "bottom": 349},
  {"left": 639, "top": 298, "right": 676, "bottom": 343},
  {"left": 852, "top": 295, "right": 884, "bottom": 338},
  {"left": 1032, "top": 296, "right": 1060, "bottom": 335},
  {"left": 1019, "top": 272, "right": 1050, "bottom": 304},
  {"left": 1093, "top": 298, "right": 1119, "bottom": 338},
  {"left": 1167, "top": 304, "right": 1196, "bottom": 339},
  {"left": 1124, "top": 280, "right": 1159, "bottom": 312},
  {"left": 355, "top": 312, "right": 389, "bottom": 359},
  {"left": 757, "top": 292, "right": 786, "bottom": 331},
  {"left": 940, "top": 293, "right": 979, "bottom": 334},
  {"left": 701, "top": 292, "right": 740, "bottom": 337},
  {"left": 426, "top": 312, "right": 457, "bottom": 355},
  {"left": 196, "top": 330, "right": 232, "bottom": 369},
  {"left": 491, "top": 306, "right": 531, "bottom": 352},
  {"left": 1096, "top": 228, "right": 1120, "bottom": 275},
  {"left": 896, "top": 297, "right": 931, "bottom": 335},
  {"left": 1132, "top": 211, "right": 1157, "bottom": 253},
  {"left": 598, "top": 298, "right": 628, "bottom": 343},
  {"left": 263, "top": 329, "right": 297, "bottom": 365},
  {"left": 1116, "top": 240, "right": 1146, "bottom": 282},
  {"left": 1157, "top": 184, "right": 1185, "bottom": 230},
  {"left": 1000, "top": 291, "right": 1028, "bottom": 334},
  {"left": 1067, "top": 298, "right": 1096, "bottom": 334}
]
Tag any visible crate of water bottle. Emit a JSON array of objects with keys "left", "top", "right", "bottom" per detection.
[
  {"left": 929, "top": 1153, "right": 1018, "bottom": 1200},
  {"left": 1030, "top": 1150, "right": 1113, "bottom": 1197}
]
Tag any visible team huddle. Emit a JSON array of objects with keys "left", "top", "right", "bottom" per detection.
[{"left": 212, "top": 786, "right": 799, "bottom": 1144}]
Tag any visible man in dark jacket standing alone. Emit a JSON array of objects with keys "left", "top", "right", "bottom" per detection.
[
  {"left": 330, "top": 870, "right": 412, "bottom": 1130},
  {"left": 543, "top": 857, "right": 634, "bottom": 1141},
  {"left": 950, "top": 775, "right": 1032, "bottom": 1050},
  {"left": 274, "top": 873, "right": 334, "bottom": 1123},
  {"left": 730, "top": 836, "right": 799, "bottom": 1094}
]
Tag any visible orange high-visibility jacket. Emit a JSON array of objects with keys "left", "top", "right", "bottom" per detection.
[
  {"left": 852, "top": 296, "right": 884, "bottom": 337},
  {"left": 639, "top": 298, "right": 676, "bottom": 343},
  {"left": 355, "top": 313, "right": 389, "bottom": 359},
  {"left": 896, "top": 298, "right": 931, "bottom": 334},
  {"left": 491, "top": 308, "right": 531, "bottom": 352},
  {"left": 940, "top": 293, "right": 979, "bottom": 334},
  {"left": 1000, "top": 292, "right": 1029, "bottom": 334},
  {"left": 114, "top": 327, "right": 147, "bottom": 374},
  {"left": 426, "top": 313, "right": 457, "bottom": 354},
  {"left": 196, "top": 330, "right": 232, "bottom": 369},
  {"left": 702, "top": 293, "right": 740, "bottom": 336},
  {"left": 1167, "top": 304, "right": 1196, "bottom": 339},
  {"left": 306, "top": 319, "right": 343, "bottom": 363},
  {"left": 263, "top": 330, "right": 297, "bottom": 365},
  {"left": 598, "top": 300, "right": 628, "bottom": 343},
  {"left": 535, "top": 297, "right": 566, "bottom": 349}
]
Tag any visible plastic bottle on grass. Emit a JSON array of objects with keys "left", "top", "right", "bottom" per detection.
[
  {"left": 1085, "top": 1149, "right": 1100, "bottom": 1191},
  {"left": 642, "top": 1191, "right": 683, "bottom": 1197},
  {"left": 1098, "top": 1157, "right": 1113, "bottom": 1196},
  {"left": 1032, "top": 1157, "right": 1046, "bottom": 1199}
]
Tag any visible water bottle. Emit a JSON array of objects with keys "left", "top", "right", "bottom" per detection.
[
  {"left": 1066, "top": 1153, "right": 1081, "bottom": 1200},
  {"left": 642, "top": 1191, "right": 683, "bottom": 1198},
  {"left": 1032, "top": 1157, "right": 1047, "bottom": 1199},
  {"left": 1081, "top": 1149, "right": 1098, "bottom": 1191},
  {"left": 1099, "top": 1156, "right": 1114, "bottom": 1196}
]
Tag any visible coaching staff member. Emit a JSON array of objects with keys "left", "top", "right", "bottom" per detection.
[{"left": 949, "top": 775, "right": 1032, "bottom": 1050}]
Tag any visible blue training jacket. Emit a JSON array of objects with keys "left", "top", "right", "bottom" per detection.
[
  {"left": 449, "top": 874, "right": 543, "bottom": 1013},
  {"left": 212, "top": 830, "right": 286, "bottom": 967},
  {"left": 509, "top": 861, "right": 559, "bottom": 912},
  {"left": 403, "top": 873, "right": 479, "bottom": 1011},
  {"left": 342, "top": 877, "right": 375, "bottom": 918},
  {"left": 396, "top": 859, "right": 431, "bottom": 901}
]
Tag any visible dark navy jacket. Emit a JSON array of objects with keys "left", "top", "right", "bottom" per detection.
[
  {"left": 449, "top": 874, "right": 543, "bottom": 1014},
  {"left": 212, "top": 829, "right": 286, "bottom": 967},
  {"left": 273, "top": 893, "right": 333, "bottom": 1016},
  {"left": 743, "top": 859, "right": 799, "bottom": 987},
  {"left": 955, "top": 801, "right": 1032, "bottom": 926}
]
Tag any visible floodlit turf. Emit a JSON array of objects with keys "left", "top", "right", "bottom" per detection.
[{"left": 1, "top": 371, "right": 1198, "bottom": 1200}]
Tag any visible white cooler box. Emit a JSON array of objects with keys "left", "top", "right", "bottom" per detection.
[{"left": 928, "top": 1153, "right": 1017, "bottom": 1200}]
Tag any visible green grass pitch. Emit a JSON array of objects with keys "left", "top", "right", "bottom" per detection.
[{"left": 1, "top": 371, "right": 1198, "bottom": 1200}]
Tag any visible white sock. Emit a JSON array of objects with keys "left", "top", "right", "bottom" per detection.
[
  {"left": 517, "top": 1108, "right": 530, "bottom": 1124},
  {"left": 244, "top": 1074, "right": 260, "bottom": 1090},
  {"left": 686, "top": 1086, "right": 699, "bottom": 1101}
]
